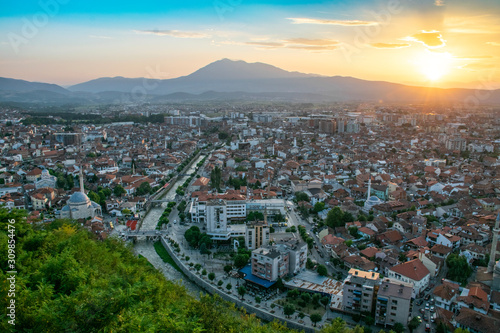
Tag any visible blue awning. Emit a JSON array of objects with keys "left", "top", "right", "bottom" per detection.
[{"left": 239, "top": 265, "right": 277, "bottom": 289}]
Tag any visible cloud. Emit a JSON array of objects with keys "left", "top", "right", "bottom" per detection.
[
  {"left": 284, "top": 38, "right": 339, "bottom": 46},
  {"left": 487, "top": 42, "right": 500, "bottom": 46},
  {"left": 403, "top": 30, "right": 446, "bottom": 48},
  {"left": 244, "top": 41, "right": 284, "bottom": 48},
  {"left": 286, "top": 45, "right": 339, "bottom": 51},
  {"left": 370, "top": 42, "right": 411, "bottom": 49},
  {"left": 134, "top": 29, "right": 210, "bottom": 39},
  {"left": 434, "top": 0, "right": 445, "bottom": 6},
  {"left": 287, "top": 17, "right": 378, "bottom": 26}
]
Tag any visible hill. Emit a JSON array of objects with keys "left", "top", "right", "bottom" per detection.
[{"left": 0, "top": 208, "right": 298, "bottom": 333}]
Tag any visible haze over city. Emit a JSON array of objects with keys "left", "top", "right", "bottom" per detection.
[{"left": 1, "top": 0, "right": 500, "bottom": 89}]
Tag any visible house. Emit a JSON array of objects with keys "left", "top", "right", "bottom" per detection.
[
  {"left": 433, "top": 281, "right": 459, "bottom": 311},
  {"left": 453, "top": 307, "right": 500, "bottom": 333},
  {"left": 388, "top": 259, "right": 430, "bottom": 298},
  {"left": 456, "top": 285, "right": 490, "bottom": 315}
]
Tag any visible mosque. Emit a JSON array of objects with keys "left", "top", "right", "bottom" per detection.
[
  {"left": 59, "top": 168, "right": 102, "bottom": 220},
  {"left": 364, "top": 178, "right": 383, "bottom": 212}
]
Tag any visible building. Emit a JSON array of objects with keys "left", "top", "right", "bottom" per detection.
[
  {"left": 59, "top": 168, "right": 102, "bottom": 220},
  {"left": 55, "top": 132, "right": 82, "bottom": 146},
  {"left": 375, "top": 279, "right": 412, "bottom": 327},
  {"left": 433, "top": 281, "right": 460, "bottom": 311},
  {"left": 388, "top": 259, "right": 430, "bottom": 298},
  {"left": 251, "top": 247, "right": 289, "bottom": 282},
  {"left": 35, "top": 169, "right": 57, "bottom": 189},
  {"left": 245, "top": 221, "right": 270, "bottom": 250},
  {"left": 342, "top": 269, "right": 380, "bottom": 313},
  {"left": 453, "top": 307, "right": 500, "bottom": 333},
  {"left": 275, "top": 238, "right": 308, "bottom": 275}
]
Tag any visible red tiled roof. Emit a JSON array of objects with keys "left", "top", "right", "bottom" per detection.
[{"left": 390, "top": 258, "right": 430, "bottom": 281}]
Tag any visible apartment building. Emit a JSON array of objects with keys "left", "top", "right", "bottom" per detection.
[
  {"left": 375, "top": 280, "right": 412, "bottom": 327},
  {"left": 342, "top": 269, "right": 380, "bottom": 313}
]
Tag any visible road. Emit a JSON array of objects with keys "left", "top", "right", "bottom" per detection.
[{"left": 140, "top": 154, "right": 205, "bottom": 231}]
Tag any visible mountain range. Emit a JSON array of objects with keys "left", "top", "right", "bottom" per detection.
[{"left": 1, "top": 59, "right": 499, "bottom": 105}]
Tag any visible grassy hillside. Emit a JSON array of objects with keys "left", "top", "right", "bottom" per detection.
[{"left": 0, "top": 209, "right": 297, "bottom": 333}]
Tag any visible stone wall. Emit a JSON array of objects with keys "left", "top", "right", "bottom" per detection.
[{"left": 160, "top": 236, "right": 315, "bottom": 333}]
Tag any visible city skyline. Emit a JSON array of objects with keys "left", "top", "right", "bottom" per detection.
[{"left": 1, "top": 0, "right": 499, "bottom": 89}]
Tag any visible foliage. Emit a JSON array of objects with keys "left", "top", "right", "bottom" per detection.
[
  {"left": 317, "top": 265, "right": 328, "bottom": 276},
  {"left": 0, "top": 209, "right": 298, "bottom": 333},
  {"left": 113, "top": 184, "right": 126, "bottom": 197},
  {"left": 184, "top": 226, "right": 212, "bottom": 249},
  {"left": 247, "top": 211, "right": 265, "bottom": 221},
  {"left": 295, "top": 192, "right": 310, "bottom": 202},
  {"left": 135, "top": 181, "right": 153, "bottom": 196},
  {"left": 310, "top": 313, "right": 322, "bottom": 326},
  {"left": 408, "top": 316, "right": 421, "bottom": 333},
  {"left": 446, "top": 254, "right": 472, "bottom": 285},
  {"left": 313, "top": 202, "right": 325, "bottom": 213},
  {"left": 210, "top": 166, "right": 223, "bottom": 191},
  {"left": 283, "top": 304, "right": 295, "bottom": 318},
  {"left": 325, "top": 207, "right": 353, "bottom": 228},
  {"left": 234, "top": 254, "right": 250, "bottom": 268}
]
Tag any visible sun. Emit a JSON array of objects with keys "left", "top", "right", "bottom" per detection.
[{"left": 414, "top": 50, "right": 453, "bottom": 81}]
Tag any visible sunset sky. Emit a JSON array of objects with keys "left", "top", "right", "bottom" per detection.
[{"left": 1, "top": 0, "right": 499, "bottom": 88}]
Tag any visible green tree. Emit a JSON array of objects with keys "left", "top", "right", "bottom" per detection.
[
  {"left": 113, "top": 184, "right": 126, "bottom": 197},
  {"left": 184, "top": 226, "right": 201, "bottom": 248},
  {"left": 283, "top": 304, "right": 295, "bottom": 318},
  {"left": 237, "top": 286, "right": 246, "bottom": 299},
  {"left": 446, "top": 254, "right": 472, "bottom": 285},
  {"left": 208, "top": 272, "right": 216, "bottom": 281},
  {"left": 224, "top": 265, "right": 232, "bottom": 275},
  {"left": 88, "top": 191, "right": 100, "bottom": 203},
  {"left": 295, "top": 191, "right": 310, "bottom": 202},
  {"left": 320, "top": 296, "right": 330, "bottom": 308},
  {"left": 317, "top": 264, "right": 328, "bottom": 276},
  {"left": 234, "top": 254, "right": 250, "bottom": 268},
  {"left": 436, "top": 322, "right": 448, "bottom": 333},
  {"left": 136, "top": 181, "right": 152, "bottom": 196},
  {"left": 326, "top": 207, "right": 345, "bottom": 228},
  {"left": 313, "top": 202, "right": 325, "bottom": 213},
  {"left": 311, "top": 313, "right": 322, "bottom": 327},
  {"left": 226, "top": 283, "right": 232, "bottom": 291},
  {"left": 408, "top": 316, "right": 421, "bottom": 333}
]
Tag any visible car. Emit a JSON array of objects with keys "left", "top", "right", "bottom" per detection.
[
  {"left": 423, "top": 315, "right": 429, "bottom": 322},
  {"left": 416, "top": 316, "right": 422, "bottom": 323},
  {"left": 416, "top": 299, "right": 424, "bottom": 306},
  {"left": 424, "top": 294, "right": 431, "bottom": 301},
  {"left": 319, "top": 252, "right": 324, "bottom": 258},
  {"left": 430, "top": 298, "right": 435, "bottom": 305},
  {"left": 430, "top": 306, "right": 435, "bottom": 312},
  {"left": 425, "top": 324, "right": 431, "bottom": 332},
  {"left": 425, "top": 286, "right": 431, "bottom": 291},
  {"left": 420, "top": 308, "right": 425, "bottom": 314}
]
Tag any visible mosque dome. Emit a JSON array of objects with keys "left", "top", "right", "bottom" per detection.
[{"left": 68, "top": 192, "right": 91, "bottom": 205}]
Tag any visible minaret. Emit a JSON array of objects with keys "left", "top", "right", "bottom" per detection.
[
  {"left": 488, "top": 212, "right": 500, "bottom": 273},
  {"left": 367, "top": 177, "right": 372, "bottom": 199},
  {"left": 272, "top": 144, "right": 275, "bottom": 156},
  {"left": 79, "top": 165, "right": 84, "bottom": 193},
  {"left": 293, "top": 137, "right": 297, "bottom": 148}
]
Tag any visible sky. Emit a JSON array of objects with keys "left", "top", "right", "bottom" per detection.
[{"left": 0, "top": 0, "right": 499, "bottom": 88}]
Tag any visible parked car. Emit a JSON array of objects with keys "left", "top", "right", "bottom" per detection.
[
  {"left": 425, "top": 324, "right": 431, "bottom": 331},
  {"left": 430, "top": 306, "right": 435, "bottom": 312},
  {"left": 416, "top": 299, "right": 424, "bottom": 306},
  {"left": 424, "top": 294, "right": 431, "bottom": 301},
  {"left": 420, "top": 308, "right": 426, "bottom": 314}
]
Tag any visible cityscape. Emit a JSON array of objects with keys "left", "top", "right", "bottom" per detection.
[{"left": 1, "top": 1, "right": 500, "bottom": 333}]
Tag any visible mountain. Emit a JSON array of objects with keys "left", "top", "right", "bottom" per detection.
[
  {"left": 0, "top": 77, "right": 68, "bottom": 94},
  {"left": 2, "top": 59, "right": 500, "bottom": 104}
]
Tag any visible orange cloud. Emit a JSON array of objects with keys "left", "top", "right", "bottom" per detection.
[
  {"left": 287, "top": 17, "right": 378, "bottom": 26},
  {"left": 370, "top": 42, "right": 411, "bottom": 49},
  {"left": 404, "top": 31, "right": 446, "bottom": 48}
]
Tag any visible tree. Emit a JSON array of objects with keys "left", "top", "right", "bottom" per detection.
[
  {"left": 287, "top": 289, "right": 299, "bottom": 299},
  {"left": 237, "top": 286, "right": 246, "bottom": 299},
  {"left": 312, "top": 293, "right": 321, "bottom": 306},
  {"left": 320, "top": 296, "right": 330, "bottom": 308},
  {"left": 446, "top": 253, "right": 472, "bottom": 285},
  {"left": 88, "top": 191, "right": 100, "bottom": 203},
  {"left": 226, "top": 283, "right": 232, "bottom": 291},
  {"left": 295, "top": 191, "right": 310, "bottom": 202},
  {"left": 208, "top": 272, "right": 216, "bottom": 281},
  {"left": 185, "top": 226, "right": 201, "bottom": 248},
  {"left": 301, "top": 293, "right": 311, "bottom": 304},
  {"left": 199, "top": 243, "right": 209, "bottom": 255},
  {"left": 66, "top": 174, "right": 74, "bottom": 189},
  {"left": 113, "top": 184, "right": 126, "bottom": 197},
  {"left": 224, "top": 265, "right": 232, "bottom": 275},
  {"left": 136, "top": 181, "right": 152, "bottom": 196},
  {"left": 201, "top": 269, "right": 207, "bottom": 276},
  {"left": 317, "top": 264, "right": 328, "bottom": 276},
  {"left": 313, "top": 202, "right": 325, "bottom": 213},
  {"left": 283, "top": 304, "right": 295, "bottom": 318},
  {"left": 234, "top": 254, "right": 249, "bottom": 268},
  {"left": 310, "top": 313, "right": 322, "bottom": 327},
  {"left": 325, "top": 207, "right": 345, "bottom": 228},
  {"left": 364, "top": 316, "right": 374, "bottom": 326},
  {"left": 210, "top": 166, "right": 223, "bottom": 191},
  {"left": 306, "top": 258, "right": 315, "bottom": 269},
  {"left": 255, "top": 296, "right": 261, "bottom": 304},
  {"left": 408, "top": 317, "right": 421, "bottom": 333}
]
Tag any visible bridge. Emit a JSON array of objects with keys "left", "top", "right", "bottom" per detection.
[{"left": 120, "top": 230, "right": 168, "bottom": 241}]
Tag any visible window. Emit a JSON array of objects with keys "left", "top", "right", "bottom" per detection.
[{"left": 392, "top": 300, "right": 398, "bottom": 305}]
